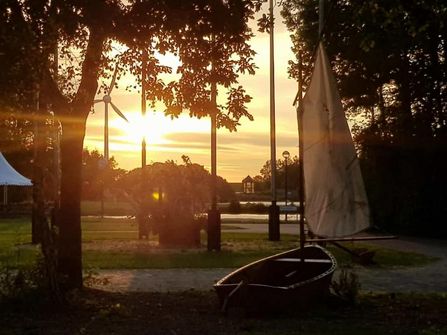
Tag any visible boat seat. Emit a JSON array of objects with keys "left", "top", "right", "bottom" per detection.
[{"left": 273, "top": 258, "right": 332, "bottom": 264}]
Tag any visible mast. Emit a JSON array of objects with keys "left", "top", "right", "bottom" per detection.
[{"left": 297, "top": 0, "right": 326, "bottom": 250}]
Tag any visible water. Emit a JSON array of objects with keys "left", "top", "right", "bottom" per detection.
[
  {"left": 85, "top": 213, "right": 300, "bottom": 221},
  {"left": 221, "top": 213, "right": 300, "bottom": 221}
]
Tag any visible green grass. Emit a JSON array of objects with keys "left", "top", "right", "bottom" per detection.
[
  {"left": 83, "top": 250, "right": 278, "bottom": 269},
  {"left": 81, "top": 200, "right": 134, "bottom": 216},
  {"left": 0, "top": 217, "right": 439, "bottom": 269}
]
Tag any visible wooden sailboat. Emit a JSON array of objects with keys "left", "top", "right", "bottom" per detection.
[{"left": 213, "top": 39, "right": 377, "bottom": 312}]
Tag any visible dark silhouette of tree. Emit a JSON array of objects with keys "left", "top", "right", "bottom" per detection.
[
  {"left": 282, "top": 0, "right": 447, "bottom": 236},
  {"left": 1, "top": 0, "right": 262, "bottom": 288},
  {"left": 255, "top": 156, "right": 301, "bottom": 198}
]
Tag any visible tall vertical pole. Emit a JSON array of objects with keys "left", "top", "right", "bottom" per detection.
[
  {"left": 142, "top": 50, "right": 147, "bottom": 168},
  {"left": 104, "top": 103, "right": 109, "bottom": 162},
  {"left": 297, "top": 50, "right": 305, "bottom": 250},
  {"left": 139, "top": 49, "right": 148, "bottom": 239},
  {"left": 3, "top": 186, "right": 6, "bottom": 206},
  {"left": 53, "top": 41, "right": 60, "bottom": 211},
  {"left": 268, "top": 0, "right": 280, "bottom": 241},
  {"left": 207, "top": 34, "right": 221, "bottom": 251},
  {"left": 32, "top": 84, "right": 43, "bottom": 244},
  {"left": 211, "top": 82, "right": 217, "bottom": 213},
  {"left": 101, "top": 101, "right": 108, "bottom": 218},
  {"left": 284, "top": 156, "right": 288, "bottom": 223},
  {"left": 284, "top": 158, "right": 288, "bottom": 206}
]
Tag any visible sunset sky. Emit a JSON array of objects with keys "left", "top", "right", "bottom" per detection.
[{"left": 84, "top": 5, "right": 298, "bottom": 182}]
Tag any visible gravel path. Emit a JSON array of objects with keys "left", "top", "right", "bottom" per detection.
[
  {"left": 91, "top": 226, "right": 447, "bottom": 294},
  {"left": 355, "top": 237, "right": 447, "bottom": 293}
]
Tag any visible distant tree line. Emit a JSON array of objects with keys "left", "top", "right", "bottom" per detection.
[
  {"left": 253, "top": 156, "right": 301, "bottom": 200},
  {"left": 282, "top": 0, "right": 447, "bottom": 237},
  {"left": 81, "top": 150, "right": 235, "bottom": 204}
]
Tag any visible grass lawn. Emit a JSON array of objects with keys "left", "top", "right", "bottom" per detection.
[
  {"left": 0, "top": 290, "right": 446, "bottom": 335},
  {"left": 1, "top": 218, "right": 446, "bottom": 334},
  {"left": 0, "top": 217, "right": 439, "bottom": 269}
]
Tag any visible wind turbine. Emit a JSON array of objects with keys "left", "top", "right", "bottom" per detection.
[
  {"left": 93, "top": 63, "right": 128, "bottom": 218},
  {"left": 94, "top": 64, "right": 129, "bottom": 163}
]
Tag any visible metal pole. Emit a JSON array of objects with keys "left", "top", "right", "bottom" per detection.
[
  {"left": 100, "top": 101, "right": 109, "bottom": 219},
  {"left": 141, "top": 50, "right": 147, "bottom": 168},
  {"left": 284, "top": 158, "right": 288, "bottom": 206},
  {"left": 207, "top": 34, "right": 221, "bottom": 251},
  {"left": 297, "top": 51, "right": 305, "bottom": 250},
  {"left": 268, "top": 0, "right": 280, "bottom": 241},
  {"left": 139, "top": 49, "right": 148, "bottom": 239},
  {"left": 284, "top": 157, "right": 288, "bottom": 222},
  {"left": 104, "top": 103, "right": 109, "bottom": 162},
  {"left": 31, "top": 85, "right": 40, "bottom": 243},
  {"left": 211, "top": 83, "right": 217, "bottom": 212},
  {"left": 53, "top": 42, "right": 60, "bottom": 210}
]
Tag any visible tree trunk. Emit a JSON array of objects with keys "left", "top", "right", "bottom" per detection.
[{"left": 57, "top": 115, "right": 87, "bottom": 289}]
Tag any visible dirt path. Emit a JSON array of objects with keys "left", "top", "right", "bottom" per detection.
[{"left": 91, "top": 226, "right": 447, "bottom": 294}]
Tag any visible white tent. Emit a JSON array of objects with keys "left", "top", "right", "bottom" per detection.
[{"left": 0, "top": 152, "right": 32, "bottom": 205}]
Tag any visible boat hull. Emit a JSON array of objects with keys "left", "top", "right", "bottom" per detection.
[{"left": 214, "top": 245, "right": 336, "bottom": 312}]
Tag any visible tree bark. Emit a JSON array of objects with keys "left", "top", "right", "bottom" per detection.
[
  {"left": 54, "top": 28, "right": 104, "bottom": 290},
  {"left": 57, "top": 115, "right": 87, "bottom": 289}
]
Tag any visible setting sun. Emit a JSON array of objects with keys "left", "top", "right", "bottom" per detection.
[
  {"left": 116, "top": 112, "right": 168, "bottom": 146},
  {"left": 109, "top": 110, "right": 211, "bottom": 153}
]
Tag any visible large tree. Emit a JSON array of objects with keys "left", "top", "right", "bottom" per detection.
[
  {"left": 1, "top": 0, "right": 262, "bottom": 288},
  {"left": 282, "top": 0, "right": 447, "bottom": 236}
]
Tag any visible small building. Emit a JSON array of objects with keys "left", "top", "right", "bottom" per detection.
[{"left": 242, "top": 175, "right": 255, "bottom": 194}]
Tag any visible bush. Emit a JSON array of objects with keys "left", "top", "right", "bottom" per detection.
[
  {"left": 227, "top": 200, "right": 241, "bottom": 213},
  {"left": 0, "top": 259, "right": 46, "bottom": 302},
  {"left": 331, "top": 267, "right": 360, "bottom": 304}
]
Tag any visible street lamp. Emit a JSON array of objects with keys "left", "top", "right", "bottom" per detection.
[{"left": 282, "top": 150, "right": 290, "bottom": 222}]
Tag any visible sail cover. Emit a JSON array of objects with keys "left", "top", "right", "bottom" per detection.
[
  {"left": 0, "top": 152, "right": 32, "bottom": 186},
  {"left": 301, "top": 43, "right": 369, "bottom": 237}
]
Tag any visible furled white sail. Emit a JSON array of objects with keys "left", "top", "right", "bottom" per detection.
[{"left": 301, "top": 43, "right": 370, "bottom": 237}]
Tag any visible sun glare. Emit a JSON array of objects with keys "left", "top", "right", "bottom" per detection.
[
  {"left": 112, "top": 111, "right": 210, "bottom": 151},
  {"left": 116, "top": 112, "right": 166, "bottom": 145}
]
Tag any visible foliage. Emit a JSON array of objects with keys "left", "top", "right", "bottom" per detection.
[
  {"left": 1, "top": 0, "right": 264, "bottom": 287},
  {"left": 81, "top": 149, "right": 125, "bottom": 201},
  {"left": 117, "top": 157, "right": 235, "bottom": 245},
  {"left": 0, "top": 258, "right": 47, "bottom": 302},
  {"left": 119, "top": 158, "right": 235, "bottom": 214},
  {"left": 254, "top": 156, "right": 301, "bottom": 196},
  {"left": 281, "top": 0, "right": 447, "bottom": 236},
  {"left": 331, "top": 267, "right": 361, "bottom": 304}
]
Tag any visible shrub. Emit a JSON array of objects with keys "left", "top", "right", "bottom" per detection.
[{"left": 331, "top": 267, "right": 361, "bottom": 304}]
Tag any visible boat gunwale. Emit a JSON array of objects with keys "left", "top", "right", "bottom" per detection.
[{"left": 214, "top": 244, "right": 337, "bottom": 290}]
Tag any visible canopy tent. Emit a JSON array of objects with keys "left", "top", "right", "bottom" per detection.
[{"left": 0, "top": 152, "right": 32, "bottom": 205}]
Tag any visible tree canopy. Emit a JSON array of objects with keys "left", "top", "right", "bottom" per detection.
[
  {"left": 1, "top": 0, "right": 264, "bottom": 288},
  {"left": 282, "top": 0, "right": 447, "bottom": 236}
]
